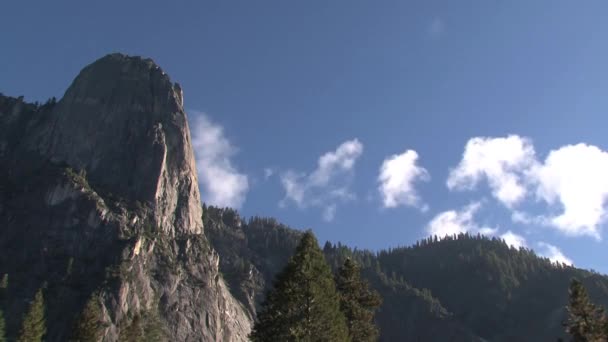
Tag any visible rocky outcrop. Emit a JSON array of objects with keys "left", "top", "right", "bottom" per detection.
[
  {"left": 37, "top": 54, "right": 202, "bottom": 236},
  {"left": 0, "top": 54, "right": 251, "bottom": 341}
]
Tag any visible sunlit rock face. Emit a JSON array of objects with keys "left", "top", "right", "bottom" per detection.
[
  {"left": 0, "top": 54, "right": 251, "bottom": 341},
  {"left": 39, "top": 53, "right": 202, "bottom": 236}
]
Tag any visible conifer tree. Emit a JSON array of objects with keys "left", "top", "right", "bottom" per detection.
[
  {"left": 564, "top": 279, "right": 608, "bottom": 341},
  {"left": 250, "top": 231, "right": 349, "bottom": 342},
  {"left": 336, "top": 258, "right": 382, "bottom": 342},
  {"left": 17, "top": 288, "right": 46, "bottom": 342},
  {"left": 72, "top": 294, "right": 105, "bottom": 342}
]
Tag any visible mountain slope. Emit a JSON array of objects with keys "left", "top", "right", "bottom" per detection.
[
  {"left": 0, "top": 54, "right": 251, "bottom": 341},
  {"left": 374, "top": 235, "right": 608, "bottom": 340},
  {"left": 204, "top": 205, "right": 608, "bottom": 341},
  {"left": 205, "top": 206, "right": 482, "bottom": 341}
]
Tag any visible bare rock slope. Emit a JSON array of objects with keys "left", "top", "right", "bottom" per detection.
[{"left": 0, "top": 54, "right": 251, "bottom": 341}]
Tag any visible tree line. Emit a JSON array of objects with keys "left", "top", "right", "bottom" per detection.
[
  {"left": 1, "top": 228, "right": 607, "bottom": 341},
  {"left": 250, "top": 230, "right": 382, "bottom": 342},
  {"left": 249, "top": 230, "right": 608, "bottom": 342}
]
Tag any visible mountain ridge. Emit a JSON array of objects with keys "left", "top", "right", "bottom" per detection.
[{"left": 204, "top": 205, "right": 608, "bottom": 341}]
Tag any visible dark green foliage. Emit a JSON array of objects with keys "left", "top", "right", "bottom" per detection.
[
  {"left": 250, "top": 231, "right": 349, "bottom": 342},
  {"left": 65, "top": 167, "right": 92, "bottom": 193},
  {"left": 119, "top": 315, "right": 143, "bottom": 342},
  {"left": 564, "top": 279, "right": 608, "bottom": 341},
  {"left": 205, "top": 206, "right": 608, "bottom": 341},
  {"left": 140, "top": 309, "right": 166, "bottom": 342},
  {"left": 17, "top": 288, "right": 46, "bottom": 342},
  {"left": 204, "top": 206, "right": 303, "bottom": 314},
  {"left": 373, "top": 233, "right": 608, "bottom": 340},
  {"left": 118, "top": 309, "right": 166, "bottom": 342},
  {"left": 336, "top": 258, "right": 382, "bottom": 342},
  {"left": 72, "top": 294, "right": 105, "bottom": 342}
]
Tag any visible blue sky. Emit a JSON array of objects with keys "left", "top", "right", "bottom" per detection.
[{"left": 3, "top": 1, "right": 608, "bottom": 273}]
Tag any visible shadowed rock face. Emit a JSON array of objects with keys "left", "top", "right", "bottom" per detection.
[{"left": 0, "top": 54, "right": 250, "bottom": 341}]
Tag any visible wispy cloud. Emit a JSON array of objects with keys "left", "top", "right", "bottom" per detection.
[
  {"left": 191, "top": 112, "right": 249, "bottom": 208},
  {"left": 279, "top": 139, "right": 363, "bottom": 221},
  {"left": 378, "top": 150, "right": 429, "bottom": 210},
  {"left": 500, "top": 230, "right": 527, "bottom": 249},
  {"left": 537, "top": 242, "right": 573, "bottom": 266},
  {"left": 322, "top": 204, "right": 337, "bottom": 222},
  {"left": 263, "top": 167, "right": 274, "bottom": 180},
  {"left": 426, "top": 201, "right": 495, "bottom": 238}
]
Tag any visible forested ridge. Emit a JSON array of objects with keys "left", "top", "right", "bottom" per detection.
[{"left": 205, "top": 205, "right": 608, "bottom": 341}]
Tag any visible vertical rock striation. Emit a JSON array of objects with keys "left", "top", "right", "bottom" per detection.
[{"left": 0, "top": 54, "right": 251, "bottom": 341}]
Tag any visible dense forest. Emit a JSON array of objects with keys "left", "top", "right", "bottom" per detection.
[{"left": 204, "top": 205, "right": 608, "bottom": 341}]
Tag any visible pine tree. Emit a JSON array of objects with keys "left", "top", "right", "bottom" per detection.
[
  {"left": 250, "top": 231, "right": 349, "bottom": 342},
  {"left": 17, "top": 288, "right": 46, "bottom": 342},
  {"left": 336, "top": 258, "right": 382, "bottom": 342},
  {"left": 72, "top": 295, "right": 105, "bottom": 342},
  {"left": 564, "top": 279, "right": 608, "bottom": 341},
  {"left": 0, "top": 309, "right": 6, "bottom": 342}
]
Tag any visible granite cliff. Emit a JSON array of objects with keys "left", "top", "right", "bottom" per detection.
[{"left": 0, "top": 54, "right": 251, "bottom": 341}]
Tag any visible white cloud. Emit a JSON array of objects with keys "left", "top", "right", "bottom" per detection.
[
  {"left": 447, "top": 135, "right": 537, "bottom": 207},
  {"left": 309, "top": 139, "right": 363, "bottom": 186},
  {"left": 532, "top": 144, "right": 608, "bottom": 239},
  {"left": 191, "top": 113, "right": 249, "bottom": 208},
  {"left": 500, "top": 230, "right": 527, "bottom": 249},
  {"left": 263, "top": 167, "right": 274, "bottom": 180},
  {"left": 426, "top": 202, "right": 494, "bottom": 238},
  {"left": 279, "top": 170, "right": 306, "bottom": 207},
  {"left": 280, "top": 139, "right": 363, "bottom": 221},
  {"left": 537, "top": 242, "right": 573, "bottom": 266},
  {"left": 478, "top": 227, "right": 499, "bottom": 236},
  {"left": 448, "top": 136, "right": 608, "bottom": 239},
  {"left": 378, "top": 150, "right": 429, "bottom": 210}
]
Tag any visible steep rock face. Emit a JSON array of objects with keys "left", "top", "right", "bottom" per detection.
[
  {"left": 39, "top": 54, "right": 201, "bottom": 236},
  {"left": 0, "top": 54, "right": 250, "bottom": 341}
]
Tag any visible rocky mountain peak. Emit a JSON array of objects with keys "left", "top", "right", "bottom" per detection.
[
  {"left": 42, "top": 53, "right": 201, "bottom": 236},
  {"left": 0, "top": 54, "right": 251, "bottom": 341}
]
